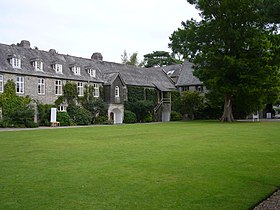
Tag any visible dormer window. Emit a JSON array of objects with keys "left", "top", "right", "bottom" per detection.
[
  {"left": 115, "top": 86, "right": 120, "bottom": 97},
  {"left": 71, "top": 66, "right": 80, "bottom": 76},
  {"left": 8, "top": 55, "right": 21, "bottom": 69},
  {"left": 52, "top": 64, "right": 63, "bottom": 74},
  {"left": 32, "top": 60, "right": 43, "bottom": 71},
  {"left": 87, "top": 68, "right": 96, "bottom": 77}
]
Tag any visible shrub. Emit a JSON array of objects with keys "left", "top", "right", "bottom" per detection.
[
  {"left": 171, "top": 111, "right": 183, "bottom": 121},
  {"left": 67, "top": 105, "right": 92, "bottom": 125},
  {"left": 57, "top": 112, "right": 72, "bottom": 126},
  {"left": 125, "top": 100, "right": 154, "bottom": 122},
  {"left": 37, "top": 104, "right": 53, "bottom": 126},
  {"left": 95, "top": 115, "right": 108, "bottom": 124},
  {"left": 0, "top": 80, "right": 36, "bottom": 128},
  {"left": 143, "top": 112, "right": 153, "bottom": 123},
  {"left": 124, "top": 110, "right": 137, "bottom": 123}
]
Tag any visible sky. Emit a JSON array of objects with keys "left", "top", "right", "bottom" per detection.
[{"left": 0, "top": 0, "right": 200, "bottom": 63}]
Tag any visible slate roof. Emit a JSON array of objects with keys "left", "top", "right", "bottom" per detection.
[
  {"left": 162, "top": 61, "right": 203, "bottom": 87},
  {"left": 90, "top": 60, "right": 175, "bottom": 90},
  {"left": 0, "top": 41, "right": 176, "bottom": 91},
  {"left": 0, "top": 43, "right": 103, "bottom": 83}
]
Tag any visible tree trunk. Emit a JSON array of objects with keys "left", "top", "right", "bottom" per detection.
[{"left": 220, "top": 94, "right": 234, "bottom": 122}]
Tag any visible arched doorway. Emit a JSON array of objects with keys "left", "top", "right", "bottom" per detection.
[
  {"left": 111, "top": 108, "right": 122, "bottom": 124},
  {"left": 110, "top": 112, "right": 114, "bottom": 122}
]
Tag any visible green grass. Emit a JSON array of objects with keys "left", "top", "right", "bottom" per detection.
[{"left": 0, "top": 121, "right": 280, "bottom": 209}]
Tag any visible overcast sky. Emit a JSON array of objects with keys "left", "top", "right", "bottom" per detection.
[{"left": 0, "top": 0, "right": 200, "bottom": 63}]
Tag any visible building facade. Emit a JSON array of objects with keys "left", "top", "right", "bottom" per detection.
[{"left": 0, "top": 40, "right": 176, "bottom": 124}]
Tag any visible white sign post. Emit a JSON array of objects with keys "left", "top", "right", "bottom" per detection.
[{"left": 50, "top": 108, "right": 58, "bottom": 126}]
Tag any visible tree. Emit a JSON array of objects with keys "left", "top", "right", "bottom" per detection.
[
  {"left": 121, "top": 50, "right": 143, "bottom": 66},
  {"left": 143, "top": 51, "right": 181, "bottom": 67},
  {"left": 169, "top": 0, "right": 280, "bottom": 122},
  {"left": 0, "top": 80, "right": 36, "bottom": 127}
]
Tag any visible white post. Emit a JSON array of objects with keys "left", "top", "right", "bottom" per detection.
[{"left": 50, "top": 108, "right": 57, "bottom": 126}]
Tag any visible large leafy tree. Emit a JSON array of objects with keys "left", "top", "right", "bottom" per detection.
[{"left": 169, "top": 0, "right": 280, "bottom": 122}]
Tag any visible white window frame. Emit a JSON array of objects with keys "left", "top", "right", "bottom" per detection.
[
  {"left": 52, "top": 64, "right": 63, "bottom": 74},
  {"left": 115, "top": 86, "right": 120, "bottom": 97},
  {"left": 77, "top": 82, "right": 83, "bottom": 96},
  {"left": 16, "top": 76, "right": 24, "bottom": 94},
  {"left": 88, "top": 69, "right": 96, "bottom": 77},
  {"left": 0, "top": 75, "right": 3, "bottom": 93},
  {"left": 93, "top": 83, "right": 99, "bottom": 97},
  {"left": 72, "top": 66, "right": 80, "bottom": 76},
  {"left": 58, "top": 105, "right": 67, "bottom": 112},
  {"left": 10, "top": 57, "right": 21, "bottom": 69},
  {"left": 33, "top": 60, "right": 43, "bottom": 71},
  {"left": 38, "top": 78, "right": 45, "bottom": 95},
  {"left": 55, "top": 80, "right": 62, "bottom": 95}
]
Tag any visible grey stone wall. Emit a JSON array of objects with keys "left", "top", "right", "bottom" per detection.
[{"left": 1, "top": 73, "right": 101, "bottom": 105}]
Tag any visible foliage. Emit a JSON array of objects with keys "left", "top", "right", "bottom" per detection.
[
  {"left": 1, "top": 122, "right": 280, "bottom": 209},
  {"left": 127, "top": 86, "right": 157, "bottom": 103},
  {"left": 121, "top": 50, "right": 143, "bottom": 67},
  {"left": 56, "top": 112, "right": 72, "bottom": 126},
  {"left": 94, "top": 114, "right": 108, "bottom": 124},
  {"left": 169, "top": 0, "right": 280, "bottom": 122},
  {"left": 125, "top": 100, "right": 154, "bottom": 122},
  {"left": 143, "top": 51, "right": 182, "bottom": 67},
  {"left": 125, "top": 86, "right": 157, "bottom": 122},
  {"left": 123, "top": 110, "right": 137, "bottom": 123},
  {"left": 179, "top": 91, "right": 204, "bottom": 120},
  {"left": 170, "top": 111, "right": 183, "bottom": 121},
  {"left": 171, "top": 90, "right": 181, "bottom": 112},
  {"left": 37, "top": 104, "right": 53, "bottom": 126},
  {"left": 143, "top": 112, "right": 153, "bottom": 123},
  {"left": 67, "top": 105, "right": 92, "bottom": 125},
  {"left": 80, "top": 85, "right": 107, "bottom": 122},
  {"left": 55, "top": 82, "right": 78, "bottom": 107},
  {"left": 0, "top": 80, "right": 36, "bottom": 128}
]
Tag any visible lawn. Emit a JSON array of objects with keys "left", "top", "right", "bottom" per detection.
[{"left": 0, "top": 121, "right": 279, "bottom": 209}]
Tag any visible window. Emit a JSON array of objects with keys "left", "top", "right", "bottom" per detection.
[
  {"left": 196, "top": 85, "right": 204, "bottom": 92},
  {"left": 55, "top": 80, "right": 62, "bottom": 95},
  {"left": 52, "top": 64, "right": 63, "bottom": 74},
  {"left": 38, "top": 78, "right": 45, "bottom": 95},
  {"left": 0, "top": 75, "right": 3, "bottom": 93},
  {"left": 93, "top": 83, "right": 99, "bottom": 97},
  {"left": 16, "top": 76, "right": 24, "bottom": 94},
  {"left": 77, "top": 82, "right": 83, "bottom": 96},
  {"left": 9, "top": 57, "right": 21, "bottom": 69},
  {"left": 88, "top": 69, "right": 96, "bottom": 77},
  {"left": 58, "top": 105, "right": 67, "bottom": 112},
  {"left": 32, "top": 60, "right": 43, "bottom": 71},
  {"left": 72, "top": 66, "right": 80, "bottom": 76},
  {"left": 115, "top": 86, "right": 119, "bottom": 97}
]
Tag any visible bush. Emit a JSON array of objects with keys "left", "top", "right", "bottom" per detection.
[
  {"left": 57, "top": 112, "right": 72, "bottom": 126},
  {"left": 125, "top": 100, "right": 154, "bottom": 122},
  {"left": 171, "top": 111, "right": 183, "bottom": 121},
  {"left": 124, "top": 111, "right": 137, "bottom": 123},
  {"left": 37, "top": 104, "right": 53, "bottom": 126},
  {"left": 143, "top": 112, "right": 153, "bottom": 123},
  {"left": 67, "top": 105, "right": 92, "bottom": 125},
  {"left": 95, "top": 115, "right": 108, "bottom": 124}
]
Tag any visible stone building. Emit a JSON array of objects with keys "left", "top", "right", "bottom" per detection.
[{"left": 0, "top": 40, "right": 175, "bottom": 124}]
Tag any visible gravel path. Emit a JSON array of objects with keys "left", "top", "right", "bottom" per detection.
[{"left": 253, "top": 189, "right": 280, "bottom": 210}]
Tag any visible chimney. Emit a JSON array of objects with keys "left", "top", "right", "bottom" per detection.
[
  {"left": 19, "top": 40, "right": 31, "bottom": 48},
  {"left": 91, "top": 52, "right": 103, "bottom": 61}
]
